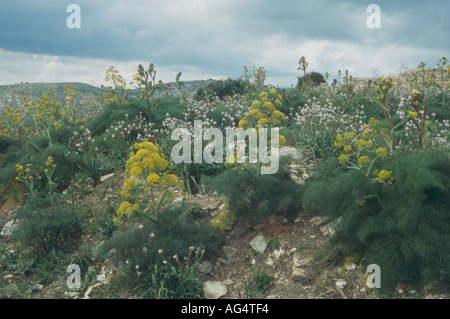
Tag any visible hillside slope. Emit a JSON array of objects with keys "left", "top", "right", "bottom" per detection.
[{"left": 0, "top": 80, "right": 214, "bottom": 110}]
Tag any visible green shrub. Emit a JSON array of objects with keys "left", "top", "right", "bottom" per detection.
[
  {"left": 0, "top": 138, "right": 25, "bottom": 186},
  {"left": 148, "top": 96, "right": 187, "bottom": 129},
  {"left": 194, "top": 78, "right": 246, "bottom": 101},
  {"left": 302, "top": 150, "right": 450, "bottom": 288},
  {"left": 38, "top": 144, "right": 77, "bottom": 190},
  {"left": 87, "top": 100, "right": 150, "bottom": 137},
  {"left": 95, "top": 205, "right": 223, "bottom": 280},
  {"left": 279, "top": 87, "right": 305, "bottom": 119},
  {"left": 204, "top": 156, "right": 304, "bottom": 224},
  {"left": 13, "top": 202, "right": 83, "bottom": 257},
  {"left": 297, "top": 71, "right": 326, "bottom": 90}
]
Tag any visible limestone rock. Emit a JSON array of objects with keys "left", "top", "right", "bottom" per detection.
[
  {"left": 309, "top": 216, "right": 327, "bottom": 226},
  {"left": 198, "top": 261, "right": 213, "bottom": 275},
  {"left": 100, "top": 173, "right": 114, "bottom": 182},
  {"left": 203, "top": 281, "right": 227, "bottom": 299},
  {"left": 249, "top": 233, "right": 269, "bottom": 254},
  {"left": 291, "top": 266, "right": 310, "bottom": 282},
  {"left": 279, "top": 147, "right": 302, "bottom": 160},
  {"left": 293, "top": 252, "right": 312, "bottom": 268},
  {"left": 265, "top": 257, "right": 275, "bottom": 268},
  {"left": 171, "top": 197, "right": 184, "bottom": 208},
  {"left": 327, "top": 217, "right": 342, "bottom": 237},
  {"left": 0, "top": 220, "right": 15, "bottom": 237},
  {"left": 223, "top": 279, "right": 233, "bottom": 286},
  {"left": 222, "top": 246, "right": 236, "bottom": 260},
  {"left": 272, "top": 249, "right": 283, "bottom": 261},
  {"left": 336, "top": 280, "right": 347, "bottom": 289}
]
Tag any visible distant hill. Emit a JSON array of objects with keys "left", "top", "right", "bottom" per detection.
[
  {"left": 0, "top": 82, "right": 102, "bottom": 109},
  {"left": 0, "top": 79, "right": 214, "bottom": 110}
]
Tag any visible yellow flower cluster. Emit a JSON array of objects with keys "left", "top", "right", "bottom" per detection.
[
  {"left": 357, "top": 155, "right": 371, "bottom": 167},
  {"left": 15, "top": 164, "right": 33, "bottom": 182},
  {"left": 0, "top": 85, "right": 83, "bottom": 141},
  {"left": 338, "top": 153, "right": 349, "bottom": 165},
  {"left": 335, "top": 117, "right": 393, "bottom": 184},
  {"left": 355, "top": 198, "right": 366, "bottom": 207},
  {"left": 355, "top": 139, "right": 373, "bottom": 151},
  {"left": 45, "top": 156, "right": 55, "bottom": 169},
  {"left": 116, "top": 201, "right": 140, "bottom": 218},
  {"left": 126, "top": 141, "right": 168, "bottom": 176},
  {"left": 115, "top": 139, "right": 183, "bottom": 222},
  {"left": 407, "top": 110, "right": 419, "bottom": 118},
  {"left": 373, "top": 170, "right": 393, "bottom": 184},
  {"left": 239, "top": 88, "right": 286, "bottom": 129},
  {"left": 0, "top": 106, "right": 26, "bottom": 138},
  {"left": 44, "top": 156, "right": 56, "bottom": 187},
  {"left": 376, "top": 76, "right": 393, "bottom": 100},
  {"left": 375, "top": 147, "right": 388, "bottom": 159}
]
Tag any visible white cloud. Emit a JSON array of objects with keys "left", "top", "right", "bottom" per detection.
[
  {"left": 0, "top": 1, "right": 448, "bottom": 87},
  {"left": 0, "top": 49, "right": 224, "bottom": 87}
]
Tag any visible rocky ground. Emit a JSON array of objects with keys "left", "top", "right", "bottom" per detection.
[{"left": 1, "top": 148, "right": 449, "bottom": 299}]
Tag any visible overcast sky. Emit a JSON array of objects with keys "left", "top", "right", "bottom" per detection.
[{"left": 0, "top": 0, "right": 448, "bottom": 87}]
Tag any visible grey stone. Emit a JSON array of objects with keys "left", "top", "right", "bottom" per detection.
[
  {"left": 279, "top": 147, "right": 302, "bottom": 160},
  {"left": 171, "top": 197, "right": 184, "bottom": 208},
  {"left": 272, "top": 249, "right": 283, "bottom": 261},
  {"left": 96, "top": 273, "right": 107, "bottom": 283},
  {"left": 100, "top": 173, "right": 114, "bottom": 182},
  {"left": 291, "top": 266, "right": 310, "bottom": 282},
  {"left": 327, "top": 217, "right": 342, "bottom": 237},
  {"left": 265, "top": 257, "right": 275, "bottom": 268},
  {"left": 223, "top": 279, "right": 233, "bottom": 286},
  {"left": 0, "top": 220, "right": 15, "bottom": 237},
  {"left": 293, "top": 252, "right": 312, "bottom": 268},
  {"left": 222, "top": 246, "right": 236, "bottom": 260},
  {"left": 309, "top": 216, "right": 327, "bottom": 226},
  {"left": 345, "top": 262, "right": 357, "bottom": 271},
  {"left": 320, "top": 225, "right": 329, "bottom": 235},
  {"left": 198, "top": 261, "right": 213, "bottom": 275},
  {"left": 249, "top": 233, "right": 269, "bottom": 254},
  {"left": 203, "top": 281, "right": 227, "bottom": 299},
  {"left": 336, "top": 280, "right": 347, "bottom": 289}
]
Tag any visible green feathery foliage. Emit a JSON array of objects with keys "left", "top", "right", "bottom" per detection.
[
  {"left": 204, "top": 156, "right": 304, "bottom": 224},
  {"left": 302, "top": 150, "right": 450, "bottom": 288}
]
